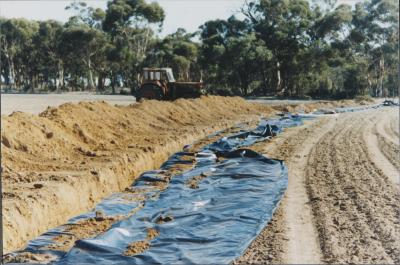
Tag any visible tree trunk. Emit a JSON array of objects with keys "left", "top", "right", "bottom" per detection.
[
  {"left": 276, "top": 61, "right": 282, "bottom": 94},
  {"left": 3, "top": 72, "right": 10, "bottom": 88},
  {"left": 15, "top": 70, "right": 22, "bottom": 91},
  {"left": 262, "top": 65, "right": 268, "bottom": 96},
  {"left": 8, "top": 54, "right": 16, "bottom": 89},
  {"left": 97, "top": 72, "right": 104, "bottom": 92},
  {"left": 133, "top": 72, "right": 141, "bottom": 95},
  {"left": 379, "top": 57, "right": 385, "bottom": 97},
  {"left": 54, "top": 77, "right": 58, "bottom": 93},
  {"left": 111, "top": 74, "right": 116, "bottom": 95},
  {"left": 57, "top": 62, "right": 64, "bottom": 93},
  {"left": 240, "top": 71, "right": 249, "bottom": 96},
  {"left": 367, "top": 73, "right": 373, "bottom": 96},
  {"left": 87, "top": 57, "right": 95, "bottom": 91},
  {"left": 136, "top": 73, "right": 141, "bottom": 87}
]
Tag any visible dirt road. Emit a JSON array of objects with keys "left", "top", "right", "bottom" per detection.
[
  {"left": 0, "top": 93, "right": 321, "bottom": 115},
  {"left": 1, "top": 93, "right": 134, "bottom": 115},
  {"left": 236, "top": 107, "right": 399, "bottom": 264}
]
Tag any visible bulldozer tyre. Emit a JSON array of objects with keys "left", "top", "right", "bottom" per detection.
[{"left": 136, "top": 84, "right": 163, "bottom": 101}]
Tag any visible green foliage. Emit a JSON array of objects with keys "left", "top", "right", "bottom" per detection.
[
  {"left": 0, "top": 0, "right": 398, "bottom": 98},
  {"left": 102, "top": 0, "right": 164, "bottom": 35}
]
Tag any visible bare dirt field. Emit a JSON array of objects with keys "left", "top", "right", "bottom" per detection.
[
  {"left": 235, "top": 107, "right": 399, "bottom": 264},
  {"left": 1, "top": 96, "right": 398, "bottom": 264},
  {"left": 1, "top": 93, "right": 134, "bottom": 115},
  {"left": 1, "top": 92, "right": 321, "bottom": 115}
]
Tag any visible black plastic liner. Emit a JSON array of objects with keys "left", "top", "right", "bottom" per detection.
[
  {"left": 6, "top": 102, "right": 395, "bottom": 264},
  {"left": 56, "top": 150, "right": 287, "bottom": 265},
  {"left": 6, "top": 115, "right": 300, "bottom": 265},
  {"left": 204, "top": 115, "right": 303, "bottom": 155}
]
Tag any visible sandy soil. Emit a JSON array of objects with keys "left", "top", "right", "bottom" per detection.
[
  {"left": 374, "top": 110, "right": 400, "bottom": 175},
  {"left": 307, "top": 108, "right": 399, "bottom": 264},
  {"left": 235, "top": 107, "right": 399, "bottom": 264},
  {"left": 1, "top": 93, "right": 323, "bottom": 116},
  {"left": 1, "top": 95, "right": 388, "bottom": 261},
  {"left": 235, "top": 117, "right": 330, "bottom": 264},
  {"left": 1, "top": 96, "right": 276, "bottom": 253}
]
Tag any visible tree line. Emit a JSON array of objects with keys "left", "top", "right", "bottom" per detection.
[{"left": 0, "top": 0, "right": 398, "bottom": 98}]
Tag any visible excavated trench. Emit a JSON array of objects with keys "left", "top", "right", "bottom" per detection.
[
  {"left": 1, "top": 96, "right": 378, "bottom": 263},
  {"left": 2, "top": 96, "right": 273, "bottom": 254},
  {"left": 4, "top": 100, "right": 388, "bottom": 264},
  {"left": 5, "top": 113, "right": 299, "bottom": 264}
]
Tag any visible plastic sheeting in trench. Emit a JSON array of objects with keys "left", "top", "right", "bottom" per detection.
[
  {"left": 5, "top": 115, "right": 301, "bottom": 265},
  {"left": 6, "top": 101, "right": 396, "bottom": 265},
  {"left": 6, "top": 102, "right": 397, "bottom": 264}
]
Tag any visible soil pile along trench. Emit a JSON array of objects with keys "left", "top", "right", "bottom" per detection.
[
  {"left": 1, "top": 96, "right": 276, "bottom": 253},
  {"left": 1, "top": 96, "right": 375, "bottom": 255},
  {"left": 4, "top": 113, "right": 297, "bottom": 264}
]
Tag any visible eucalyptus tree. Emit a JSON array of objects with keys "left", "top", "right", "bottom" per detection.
[
  {"left": 241, "top": 0, "right": 317, "bottom": 96},
  {"left": 31, "top": 20, "right": 64, "bottom": 92},
  {"left": 315, "top": 0, "right": 399, "bottom": 97},
  {"left": 65, "top": 1, "right": 106, "bottom": 30},
  {"left": 0, "top": 18, "right": 38, "bottom": 90},
  {"left": 355, "top": 0, "right": 399, "bottom": 97},
  {"left": 102, "top": 0, "right": 165, "bottom": 92},
  {"left": 199, "top": 16, "right": 252, "bottom": 93},
  {"left": 59, "top": 25, "right": 107, "bottom": 90},
  {"left": 145, "top": 28, "right": 199, "bottom": 81},
  {"left": 0, "top": 0, "right": 397, "bottom": 98}
]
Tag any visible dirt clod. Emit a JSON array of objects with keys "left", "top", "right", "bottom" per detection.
[
  {"left": 124, "top": 241, "right": 150, "bottom": 256},
  {"left": 95, "top": 210, "right": 105, "bottom": 221},
  {"left": 123, "top": 228, "right": 159, "bottom": 256},
  {"left": 186, "top": 173, "right": 208, "bottom": 189},
  {"left": 33, "top": 183, "right": 43, "bottom": 189},
  {"left": 3, "top": 252, "right": 57, "bottom": 264},
  {"left": 156, "top": 215, "right": 174, "bottom": 224},
  {"left": 46, "top": 132, "right": 54, "bottom": 139}
]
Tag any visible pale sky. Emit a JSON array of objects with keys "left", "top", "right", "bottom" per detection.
[
  {"left": 0, "top": 0, "right": 361, "bottom": 36},
  {"left": 0, "top": 0, "right": 245, "bottom": 36}
]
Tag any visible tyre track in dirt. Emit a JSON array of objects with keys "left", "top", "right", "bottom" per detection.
[
  {"left": 390, "top": 115, "right": 399, "bottom": 137},
  {"left": 377, "top": 133, "right": 400, "bottom": 170},
  {"left": 375, "top": 131, "right": 400, "bottom": 173},
  {"left": 379, "top": 110, "right": 399, "bottom": 145},
  {"left": 307, "top": 109, "right": 400, "bottom": 264},
  {"left": 235, "top": 107, "right": 399, "bottom": 264},
  {"left": 235, "top": 117, "right": 332, "bottom": 264},
  {"left": 374, "top": 109, "right": 399, "bottom": 172}
]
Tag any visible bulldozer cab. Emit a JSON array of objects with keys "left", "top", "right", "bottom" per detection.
[{"left": 142, "top": 68, "right": 175, "bottom": 83}]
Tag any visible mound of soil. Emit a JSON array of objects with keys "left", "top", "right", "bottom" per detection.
[
  {"left": 0, "top": 96, "right": 370, "bottom": 254},
  {"left": 1, "top": 96, "right": 273, "bottom": 253}
]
